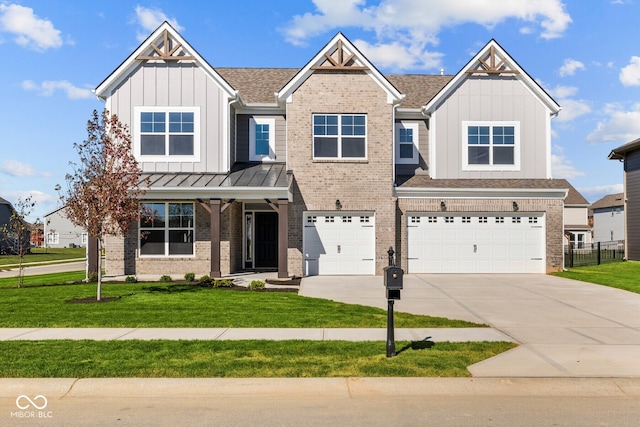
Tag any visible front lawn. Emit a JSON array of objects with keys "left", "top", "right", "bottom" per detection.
[
  {"left": 0, "top": 271, "right": 86, "bottom": 289},
  {"left": 0, "top": 340, "right": 515, "bottom": 378},
  {"left": 553, "top": 261, "right": 640, "bottom": 294},
  {"left": 0, "top": 282, "right": 481, "bottom": 328},
  {"left": 0, "top": 247, "right": 86, "bottom": 266}
]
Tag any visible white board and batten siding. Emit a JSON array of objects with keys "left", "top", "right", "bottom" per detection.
[
  {"left": 303, "top": 212, "right": 375, "bottom": 276},
  {"left": 407, "top": 213, "right": 545, "bottom": 273}
]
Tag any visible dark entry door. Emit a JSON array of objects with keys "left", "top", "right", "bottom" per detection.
[{"left": 255, "top": 212, "right": 278, "bottom": 269}]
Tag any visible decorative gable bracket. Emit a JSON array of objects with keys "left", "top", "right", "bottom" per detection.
[
  {"left": 136, "top": 29, "right": 195, "bottom": 62},
  {"left": 311, "top": 39, "right": 368, "bottom": 71},
  {"left": 466, "top": 46, "right": 519, "bottom": 75}
]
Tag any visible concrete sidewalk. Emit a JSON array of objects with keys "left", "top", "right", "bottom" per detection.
[{"left": 0, "top": 327, "right": 511, "bottom": 342}]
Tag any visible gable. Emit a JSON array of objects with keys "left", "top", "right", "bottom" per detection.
[
  {"left": 277, "top": 33, "right": 403, "bottom": 105},
  {"left": 95, "top": 21, "right": 236, "bottom": 100},
  {"left": 424, "top": 39, "right": 560, "bottom": 115}
]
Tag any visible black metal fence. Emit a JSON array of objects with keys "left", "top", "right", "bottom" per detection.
[{"left": 564, "top": 240, "right": 625, "bottom": 268}]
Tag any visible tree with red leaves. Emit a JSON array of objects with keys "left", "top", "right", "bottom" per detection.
[{"left": 60, "top": 109, "right": 146, "bottom": 301}]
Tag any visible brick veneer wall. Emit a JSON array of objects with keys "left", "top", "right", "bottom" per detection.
[
  {"left": 286, "top": 71, "right": 397, "bottom": 276},
  {"left": 397, "top": 197, "right": 565, "bottom": 273}
]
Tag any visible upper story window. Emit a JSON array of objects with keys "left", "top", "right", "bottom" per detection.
[
  {"left": 249, "top": 117, "right": 276, "bottom": 161},
  {"left": 395, "top": 122, "right": 419, "bottom": 164},
  {"left": 313, "top": 114, "right": 366, "bottom": 159},
  {"left": 462, "top": 121, "right": 520, "bottom": 171},
  {"left": 134, "top": 107, "right": 200, "bottom": 162}
]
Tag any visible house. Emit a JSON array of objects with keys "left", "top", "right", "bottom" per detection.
[
  {"left": 0, "top": 197, "right": 31, "bottom": 255},
  {"left": 609, "top": 138, "right": 640, "bottom": 260},
  {"left": 590, "top": 193, "right": 624, "bottom": 243},
  {"left": 44, "top": 206, "right": 88, "bottom": 248},
  {"left": 93, "top": 22, "right": 573, "bottom": 277},
  {"left": 563, "top": 182, "right": 592, "bottom": 249}
]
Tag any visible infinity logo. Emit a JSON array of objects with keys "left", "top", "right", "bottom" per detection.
[{"left": 16, "top": 395, "right": 48, "bottom": 410}]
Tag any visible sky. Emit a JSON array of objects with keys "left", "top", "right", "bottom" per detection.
[{"left": 0, "top": 0, "right": 638, "bottom": 221}]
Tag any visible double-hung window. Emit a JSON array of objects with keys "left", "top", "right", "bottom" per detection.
[
  {"left": 313, "top": 114, "right": 366, "bottom": 159},
  {"left": 249, "top": 117, "right": 275, "bottom": 161},
  {"left": 395, "top": 122, "right": 419, "bottom": 164},
  {"left": 135, "top": 107, "right": 200, "bottom": 161},
  {"left": 140, "top": 202, "right": 194, "bottom": 256},
  {"left": 462, "top": 121, "right": 520, "bottom": 171}
]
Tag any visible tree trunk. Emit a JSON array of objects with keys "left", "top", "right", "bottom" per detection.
[{"left": 97, "top": 239, "right": 102, "bottom": 301}]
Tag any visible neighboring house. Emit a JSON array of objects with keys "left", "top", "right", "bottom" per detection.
[
  {"left": 30, "top": 222, "right": 44, "bottom": 248},
  {"left": 590, "top": 193, "right": 624, "bottom": 243},
  {"left": 609, "top": 139, "right": 640, "bottom": 260},
  {"left": 563, "top": 183, "right": 592, "bottom": 249},
  {"left": 0, "top": 197, "right": 30, "bottom": 254},
  {"left": 44, "top": 206, "right": 88, "bottom": 248},
  {"left": 94, "top": 22, "right": 573, "bottom": 277}
]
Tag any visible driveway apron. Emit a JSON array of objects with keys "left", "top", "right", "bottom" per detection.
[{"left": 299, "top": 274, "right": 640, "bottom": 377}]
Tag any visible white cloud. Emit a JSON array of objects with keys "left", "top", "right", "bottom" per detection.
[
  {"left": 551, "top": 145, "right": 584, "bottom": 179},
  {"left": 1, "top": 160, "right": 50, "bottom": 177},
  {"left": 559, "top": 58, "right": 585, "bottom": 77},
  {"left": 282, "top": 0, "right": 571, "bottom": 71},
  {"left": 586, "top": 103, "right": 640, "bottom": 144},
  {"left": 0, "top": 3, "right": 62, "bottom": 51},
  {"left": 546, "top": 84, "right": 591, "bottom": 122},
  {"left": 579, "top": 184, "right": 624, "bottom": 203},
  {"left": 355, "top": 39, "right": 444, "bottom": 71},
  {"left": 21, "top": 80, "right": 93, "bottom": 100},
  {"left": 134, "top": 6, "right": 183, "bottom": 41},
  {"left": 619, "top": 56, "right": 640, "bottom": 86},
  {"left": 2, "top": 190, "right": 59, "bottom": 221}
]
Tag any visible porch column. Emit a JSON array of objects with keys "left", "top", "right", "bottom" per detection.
[
  {"left": 86, "top": 236, "right": 99, "bottom": 279},
  {"left": 210, "top": 199, "right": 221, "bottom": 278},
  {"left": 277, "top": 199, "right": 289, "bottom": 278}
]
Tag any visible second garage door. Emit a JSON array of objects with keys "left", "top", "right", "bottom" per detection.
[
  {"left": 303, "top": 212, "right": 375, "bottom": 275},
  {"left": 407, "top": 213, "right": 545, "bottom": 273}
]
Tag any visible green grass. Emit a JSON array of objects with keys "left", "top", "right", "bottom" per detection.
[
  {"left": 0, "top": 247, "right": 86, "bottom": 266},
  {"left": 0, "top": 340, "right": 515, "bottom": 378},
  {"left": 0, "top": 271, "right": 86, "bottom": 289},
  {"left": 553, "top": 261, "right": 640, "bottom": 294},
  {"left": 0, "top": 282, "right": 481, "bottom": 328}
]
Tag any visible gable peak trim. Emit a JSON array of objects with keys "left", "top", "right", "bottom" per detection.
[
  {"left": 466, "top": 44, "right": 519, "bottom": 75},
  {"left": 310, "top": 39, "right": 369, "bottom": 71},
  {"left": 135, "top": 28, "right": 195, "bottom": 62}
]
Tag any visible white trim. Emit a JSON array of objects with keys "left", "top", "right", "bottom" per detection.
[
  {"left": 461, "top": 121, "right": 520, "bottom": 171},
  {"left": 395, "top": 187, "right": 568, "bottom": 199},
  {"left": 139, "top": 187, "right": 290, "bottom": 201},
  {"left": 249, "top": 117, "right": 276, "bottom": 161},
  {"left": 312, "top": 114, "right": 367, "bottom": 160},
  {"left": 133, "top": 106, "right": 201, "bottom": 162},
  {"left": 395, "top": 122, "right": 419, "bottom": 164},
  {"left": 429, "top": 111, "right": 437, "bottom": 178}
]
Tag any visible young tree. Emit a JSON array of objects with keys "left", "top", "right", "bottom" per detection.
[
  {"left": 60, "top": 109, "right": 146, "bottom": 301},
  {"left": 0, "top": 196, "right": 36, "bottom": 288}
]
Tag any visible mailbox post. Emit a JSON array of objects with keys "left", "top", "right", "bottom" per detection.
[{"left": 383, "top": 247, "right": 403, "bottom": 357}]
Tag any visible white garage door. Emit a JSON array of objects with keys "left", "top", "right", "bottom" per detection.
[
  {"left": 407, "top": 214, "right": 545, "bottom": 273},
  {"left": 303, "top": 212, "right": 375, "bottom": 275}
]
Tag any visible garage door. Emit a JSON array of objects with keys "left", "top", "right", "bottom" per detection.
[
  {"left": 407, "top": 214, "right": 545, "bottom": 273},
  {"left": 303, "top": 212, "right": 375, "bottom": 275}
]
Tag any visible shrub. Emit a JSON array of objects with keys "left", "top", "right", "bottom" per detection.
[
  {"left": 198, "top": 275, "right": 212, "bottom": 286},
  {"left": 159, "top": 275, "right": 173, "bottom": 283},
  {"left": 125, "top": 275, "right": 137, "bottom": 283},
  {"left": 184, "top": 272, "right": 196, "bottom": 282},
  {"left": 212, "top": 279, "right": 233, "bottom": 288},
  {"left": 249, "top": 280, "right": 265, "bottom": 291},
  {"left": 87, "top": 272, "right": 98, "bottom": 283}
]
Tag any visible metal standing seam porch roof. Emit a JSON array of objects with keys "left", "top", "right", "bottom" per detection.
[{"left": 137, "top": 163, "right": 290, "bottom": 200}]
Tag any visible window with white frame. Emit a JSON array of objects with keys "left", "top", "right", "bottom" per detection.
[
  {"left": 140, "top": 202, "right": 194, "bottom": 256},
  {"left": 46, "top": 232, "right": 59, "bottom": 245},
  {"left": 249, "top": 117, "right": 275, "bottom": 161},
  {"left": 395, "top": 122, "right": 419, "bottom": 164},
  {"left": 462, "top": 121, "right": 520, "bottom": 170},
  {"left": 135, "top": 107, "right": 200, "bottom": 161},
  {"left": 313, "top": 114, "right": 366, "bottom": 159},
  {"left": 81, "top": 233, "right": 88, "bottom": 245}
]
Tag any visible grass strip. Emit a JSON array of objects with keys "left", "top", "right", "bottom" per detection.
[
  {"left": 553, "top": 261, "right": 640, "bottom": 294},
  {"left": 0, "top": 248, "right": 86, "bottom": 266},
  {"left": 0, "top": 340, "right": 515, "bottom": 378},
  {"left": 0, "top": 271, "right": 86, "bottom": 289},
  {"left": 0, "top": 282, "right": 480, "bottom": 328}
]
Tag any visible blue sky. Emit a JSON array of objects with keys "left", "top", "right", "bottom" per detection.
[{"left": 0, "top": 0, "right": 638, "bottom": 220}]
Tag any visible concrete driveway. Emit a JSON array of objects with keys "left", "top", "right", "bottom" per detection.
[{"left": 300, "top": 274, "right": 640, "bottom": 377}]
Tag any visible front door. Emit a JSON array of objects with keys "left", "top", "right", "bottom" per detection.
[{"left": 254, "top": 212, "right": 278, "bottom": 269}]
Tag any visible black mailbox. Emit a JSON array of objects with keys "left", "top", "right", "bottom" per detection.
[{"left": 383, "top": 266, "right": 403, "bottom": 290}]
